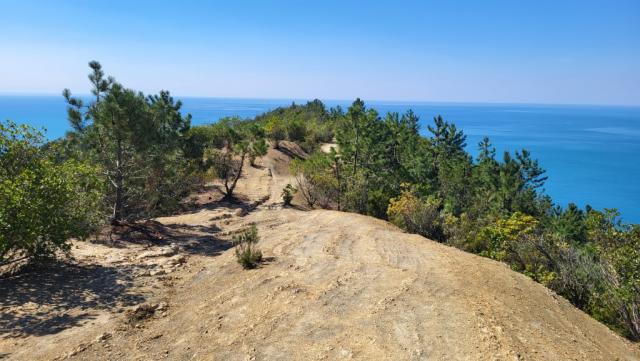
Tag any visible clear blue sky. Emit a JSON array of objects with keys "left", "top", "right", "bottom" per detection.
[{"left": 1, "top": 0, "right": 638, "bottom": 105}]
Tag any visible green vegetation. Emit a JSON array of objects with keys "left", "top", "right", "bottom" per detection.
[
  {"left": 1, "top": 62, "right": 637, "bottom": 340},
  {"left": 63, "top": 61, "right": 201, "bottom": 224},
  {"left": 255, "top": 99, "right": 336, "bottom": 152},
  {"left": 387, "top": 185, "right": 443, "bottom": 240},
  {"left": 290, "top": 152, "right": 339, "bottom": 208},
  {"left": 199, "top": 117, "right": 268, "bottom": 200},
  {"left": 281, "top": 184, "right": 296, "bottom": 206},
  {"left": 233, "top": 225, "right": 263, "bottom": 269},
  {"left": 0, "top": 120, "right": 103, "bottom": 266}
]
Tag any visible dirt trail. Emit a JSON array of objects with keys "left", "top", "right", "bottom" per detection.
[{"left": 1, "top": 147, "right": 639, "bottom": 360}]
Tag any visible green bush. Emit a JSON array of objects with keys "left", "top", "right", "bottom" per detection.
[
  {"left": 443, "top": 213, "right": 479, "bottom": 251},
  {"left": 549, "top": 245, "right": 603, "bottom": 310},
  {"left": 582, "top": 210, "right": 640, "bottom": 340},
  {"left": 249, "top": 137, "right": 268, "bottom": 166},
  {"left": 475, "top": 213, "right": 557, "bottom": 285},
  {"left": 290, "top": 152, "right": 339, "bottom": 208},
  {"left": 233, "top": 225, "right": 263, "bottom": 269},
  {"left": 285, "top": 119, "right": 307, "bottom": 142},
  {"left": 0, "top": 121, "right": 104, "bottom": 266},
  {"left": 281, "top": 184, "right": 296, "bottom": 206},
  {"left": 264, "top": 117, "right": 286, "bottom": 145},
  {"left": 387, "top": 187, "right": 443, "bottom": 240}
]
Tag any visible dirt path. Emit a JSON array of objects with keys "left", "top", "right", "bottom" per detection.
[{"left": 1, "top": 147, "right": 639, "bottom": 360}]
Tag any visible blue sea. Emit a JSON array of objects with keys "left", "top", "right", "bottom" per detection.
[{"left": 1, "top": 95, "right": 639, "bottom": 223}]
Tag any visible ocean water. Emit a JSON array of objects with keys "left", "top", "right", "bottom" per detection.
[{"left": 1, "top": 95, "right": 639, "bottom": 223}]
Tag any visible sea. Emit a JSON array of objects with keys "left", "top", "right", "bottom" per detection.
[{"left": 1, "top": 95, "right": 639, "bottom": 223}]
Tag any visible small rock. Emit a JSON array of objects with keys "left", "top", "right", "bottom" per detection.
[
  {"left": 156, "top": 302, "right": 168, "bottom": 311},
  {"left": 67, "top": 343, "right": 88, "bottom": 357},
  {"left": 95, "top": 332, "right": 112, "bottom": 342},
  {"left": 339, "top": 348, "right": 353, "bottom": 358}
]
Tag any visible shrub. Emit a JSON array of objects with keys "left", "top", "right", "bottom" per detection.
[
  {"left": 204, "top": 146, "right": 246, "bottom": 200},
  {"left": 285, "top": 119, "right": 307, "bottom": 142},
  {"left": 387, "top": 188, "right": 443, "bottom": 240},
  {"left": 583, "top": 211, "right": 640, "bottom": 341},
  {"left": 475, "top": 212, "right": 557, "bottom": 285},
  {"left": 443, "top": 213, "right": 478, "bottom": 250},
  {"left": 0, "top": 121, "right": 104, "bottom": 266},
  {"left": 264, "top": 117, "right": 286, "bottom": 145},
  {"left": 476, "top": 212, "right": 538, "bottom": 261},
  {"left": 249, "top": 137, "right": 268, "bottom": 166},
  {"left": 602, "top": 228, "right": 640, "bottom": 341},
  {"left": 281, "top": 184, "right": 296, "bottom": 206},
  {"left": 233, "top": 225, "right": 263, "bottom": 269},
  {"left": 290, "top": 153, "right": 339, "bottom": 208},
  {"left": 549, "top": 244, "right": 603, "bottom": 309}
]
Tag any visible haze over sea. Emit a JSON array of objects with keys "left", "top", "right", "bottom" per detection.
[{"left": 1, "top": 95, "right": 639, "bottom": 223}]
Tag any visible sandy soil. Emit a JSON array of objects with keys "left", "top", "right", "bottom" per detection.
[{"left": 1, "top": 147, "right": 638, "bottom": 360}]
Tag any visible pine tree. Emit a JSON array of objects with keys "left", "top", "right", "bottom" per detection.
[{"left": 64, "top": 61, "right": 192, "bottom": 223}]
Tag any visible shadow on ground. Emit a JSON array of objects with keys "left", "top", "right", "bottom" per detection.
[
  {"left": 91, "top": 189, "right": 266, "bottom": 257},
  {"left": 0, "top": 194, "right": 251, "bottom": 340},
  {"left": 180, "top": 184, "right": 255, "bottom": 212},
  {"left": 157, "top": 223, "right": 234, "bottom": 256},
  {"left": 94, "top": 220, "right": 234, "bottom": 257},
  {"left": 0, "top": 262, "right": 144, "bottom": 338}
]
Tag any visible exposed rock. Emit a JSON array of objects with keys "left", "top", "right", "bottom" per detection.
[
  {"left": 66, "top": 343, "right": 89, "bottom": 358},
  {"left": 276, "top": 140, "right": 308, "bottom": 160},
  {"left": 156, "top": 302, "right": 168, "bottom": 311}
]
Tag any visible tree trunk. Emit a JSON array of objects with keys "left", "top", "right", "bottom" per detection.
[
  {"left": 112, "top": 137, "right": 124, "bottom": 225},
  {"left": 353, "top": 124, "right": 359, "bottom": 176},
  {"left": 224, "top": 151, "right": 246, "bottom": 200}
]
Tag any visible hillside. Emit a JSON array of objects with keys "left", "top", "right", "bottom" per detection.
[{"left": 1, "top": 147, "right": 638, "bottom": 360}]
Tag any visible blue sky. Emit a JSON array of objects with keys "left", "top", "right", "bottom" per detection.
[{"left": 0, "top": 0, "right": 638, "bottom": 105}]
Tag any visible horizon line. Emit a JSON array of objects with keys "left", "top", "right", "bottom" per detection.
[{"left": 1, "top": 91, "right": 639, "bottom": 109}]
